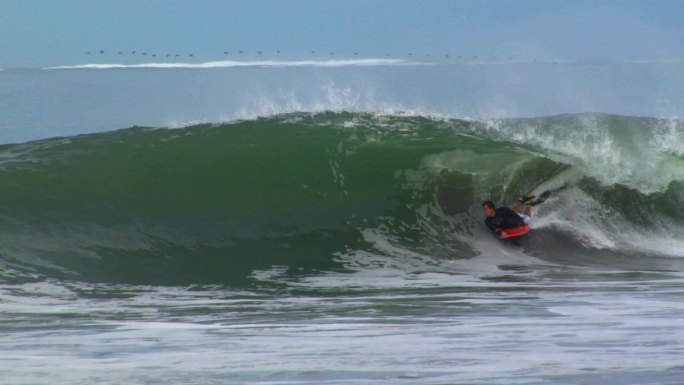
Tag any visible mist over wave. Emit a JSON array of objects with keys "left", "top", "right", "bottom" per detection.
[
  {"left": 0, "top": 112, "right": 682, "bottom": 286},
  {"left": 4, "top": 61, "right": 684, "bottom": 146}
]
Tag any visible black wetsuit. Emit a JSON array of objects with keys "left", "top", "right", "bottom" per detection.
[{"left": 485, "top": 207, "right": 526, "bottom": 233}]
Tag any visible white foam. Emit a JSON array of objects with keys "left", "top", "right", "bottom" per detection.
[
  {"left": 529, "top": 166, "right": 583, "bottom": 196},
  {"left": 534, "top": 187, "right": 684, "bottom": 257},
  {"left": 43, "top": 58, "right": 429, "bottom": 70},
  {"left": 470, "top": 114, "right": 684, "bottom": 194}
]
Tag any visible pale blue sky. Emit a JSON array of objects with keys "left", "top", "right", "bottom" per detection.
[{"left": 1, "top": 0, "right": 683, "bottom": 68}]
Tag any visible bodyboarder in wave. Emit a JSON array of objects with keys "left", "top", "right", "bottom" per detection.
[{"left": 482, "top": 192, "right": 549, "bottom": 238}]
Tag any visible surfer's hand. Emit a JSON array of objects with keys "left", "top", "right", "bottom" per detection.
[{"left": 499, "top": 230, "right": 507, "bottom": 238}]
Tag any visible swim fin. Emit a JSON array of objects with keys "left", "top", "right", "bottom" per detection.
[
  {"left": 530, "top": 191, "right": 551, "bottom": 206},
  {"left": 518, "top": 193, "right": 536, "bottom": 203}
]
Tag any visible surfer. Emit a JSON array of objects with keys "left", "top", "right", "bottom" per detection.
[{"left": 482, "top": 193, "right": 544, "bottom": 238}]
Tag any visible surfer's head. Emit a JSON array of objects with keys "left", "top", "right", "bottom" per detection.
[{"left": 482, "top": 201, "right": 496, "bottom": 218}]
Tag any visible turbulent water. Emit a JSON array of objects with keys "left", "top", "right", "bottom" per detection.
[{"left": 1, "top": 64, "right": 684, "bottom": 384}]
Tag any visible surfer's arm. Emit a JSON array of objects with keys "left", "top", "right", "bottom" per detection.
[{"left": 484, "top": 218, "right": 502, "bottom": 234}]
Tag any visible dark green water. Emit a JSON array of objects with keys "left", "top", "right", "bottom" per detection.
[{"left": 0, "top": 112, "right": 682, "bottom": 286}]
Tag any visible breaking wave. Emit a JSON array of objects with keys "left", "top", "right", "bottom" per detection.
[{"left": 0, "top": 112, "right": 681, "bottom": 285}]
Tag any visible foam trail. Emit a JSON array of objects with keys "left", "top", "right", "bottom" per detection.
[
  {"left": 43, "top": 59, "right": 428, "bottom": 70},
  {"left": 534, "top": 187, "right": 684, "bottom": 257},
  {"left": 529, "top": 166, "right": 583, "bottom": 196}
]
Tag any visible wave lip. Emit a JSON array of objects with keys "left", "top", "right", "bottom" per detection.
[{"left": 43, "top": 59, "right": 429, "bottom": 70}]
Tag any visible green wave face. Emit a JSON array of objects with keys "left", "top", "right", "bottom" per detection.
[{"left": 0, "top": 112, "right": 682, "bottom": 285}]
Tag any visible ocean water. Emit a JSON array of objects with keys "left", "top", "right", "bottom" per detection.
[{"left": 1, "top": 60, "right": 684, "bottom": 384}]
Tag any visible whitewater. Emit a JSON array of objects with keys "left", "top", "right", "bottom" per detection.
[{"left": 1, "top": 60, "right": 683, "bottom": 385}]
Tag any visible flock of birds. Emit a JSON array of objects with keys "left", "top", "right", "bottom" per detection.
[{"left": 85, "top": 49, "right": 516, "bottom": 61}]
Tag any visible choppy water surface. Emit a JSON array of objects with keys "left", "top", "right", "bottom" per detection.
[{"left": 3, "top": 263, "right": 684, "bottom": 385}]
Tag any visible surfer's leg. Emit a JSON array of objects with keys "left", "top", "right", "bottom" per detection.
[
  {"left": 524, "top": 202, "right": 532, "bottom": 217},
  {"left": 514, "top": 193, "right": 535, "bottom": 213}
]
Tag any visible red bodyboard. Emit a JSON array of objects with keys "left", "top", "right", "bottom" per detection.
[{"left": 498, "top": 225, "right": 530, "bottom": 239}]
